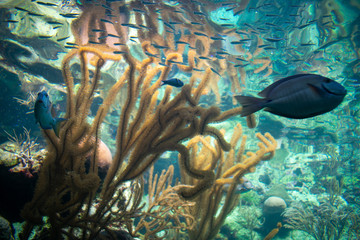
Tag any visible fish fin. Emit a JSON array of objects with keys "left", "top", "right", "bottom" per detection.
[
  {"left": 235, "top": 95, "right": 266, "bottom": 117},
  {"left": 51, "top": 105, "right": 56, "bottom": 117},
  {"left": 53, "top": 118, "right": 67, "bottom": 137},
  {"left": 258, "top": 74, "right": 313, "bottom": 97},
  {"left": 307, "top": 83, "right": 324, "bottom": 96}
]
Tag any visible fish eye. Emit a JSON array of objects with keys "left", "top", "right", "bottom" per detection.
[{"left": 325, "top": 78, "right": 331, "bottom": 83}]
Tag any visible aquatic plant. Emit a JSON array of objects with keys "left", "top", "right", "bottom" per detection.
[
  {"left": 4, "top": 127, "right": 42, "bottom": 177},
  {"left": 283, "top": 202, "right": 353, "bottom": 240},
  {"left": 349, "top": 212, "right": 360, "bottom": 239},
  {"left": 236, "top": 205, "right": 261, "bottom": 240},
  {"left": 308, "top": 145, "right": 346, "bottom": 206},
  {"left": 239, "top": 190, "right": 261, "bottom": 206},
  {"left": 325, "top": 177, "right": 344, "bottom": 207}
]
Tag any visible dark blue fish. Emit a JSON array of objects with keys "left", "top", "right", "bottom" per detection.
[
  {"left": 175, "top": 40, "right": 189, "bottom": 45},
  {"left": 100, "top": 19, "right": 113, "bottom": 24},
  {"left": 60, "top": 13, "right": 79, "bottom": 18},
  {"left": 34, "top": 91, "right": 66, "bottom": 137},
  {"left": 210, "top": 36, "right": 224, "bottom": 41},
  {"left": 193, "top": 32, "right": 208, "bottom": 37},
  {"left": 36, "top": 1, "right": 57, "bottom": 6},
  {"left": 161, "top": 78, "right": 184, "bottom": 88},
  {"left": 210, "top": 67, "right": 221, "bottom": 77},
  {"left": 235, "top": 74, "right": 347, "bottom": 119}
]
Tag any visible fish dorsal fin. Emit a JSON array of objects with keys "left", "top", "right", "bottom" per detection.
[
  {"left": 53, "top": 118, "right": 67, "bottom": 137},
  {"left": 258, "top": 74, "right": 313, "bottom": 97}
]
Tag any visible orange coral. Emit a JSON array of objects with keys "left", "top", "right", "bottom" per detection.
[
  {"left": 264, "top": 222, "right": 282, "bottom": 240},
  {"left": 180, "top": 123, "right": 277, "bottom": 240},
  {"left": 20, "top": 41, "right": 247, "bottom": 238}
]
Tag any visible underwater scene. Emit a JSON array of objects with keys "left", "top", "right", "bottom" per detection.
[{"left": 0, "top": 0, "right": 359, "bottom": 239}]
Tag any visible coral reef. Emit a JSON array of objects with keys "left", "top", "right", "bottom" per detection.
[
  {"left": 259, "top": 196, "right": 287, "bottom": 237},
  {"left": 180, "top": 123, "right": 277, "bottom": 239},
  {"left": 0, "top": 2, "right": 285, "bottom": 239},
  {"left": 1, "top": 1, "right": 357, "bottom": 240},
  {"left": 283, "top": 202, "right": 353, "bottom": 240},
  {"left": 225, "top": 205, "right": 262, "bottom": 240},
  {"left": 2, "top": 128, "right": 43, "bottom": 178},
  {"left": 16, "top": 36, "right": 273, "bottom": 238},
  {"left": 131, "top": 165, "right": 195, "bottom": 239}
]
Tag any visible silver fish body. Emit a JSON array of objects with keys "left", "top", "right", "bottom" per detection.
[{"left": 235, "top": 74, "right": 347, "bottom": 119}]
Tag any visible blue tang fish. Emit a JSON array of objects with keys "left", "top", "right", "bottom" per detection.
[
  {"left": 34, "top": 91, "right": 66, "bottom": 137},
  {"left": 235, "top": 74, "right": 347, "bottom": 119},
  {"left": 161, "top": 78, "right": 184, "bottom": 88}
]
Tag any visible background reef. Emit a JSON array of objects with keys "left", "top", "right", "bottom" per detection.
[{"left": 0, "top": 0, "right": 359, "bottom": 239}]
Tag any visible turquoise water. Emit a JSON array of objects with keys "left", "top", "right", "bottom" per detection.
[{"left": 0, "top": 0, "right": 359, "bottom": 239}]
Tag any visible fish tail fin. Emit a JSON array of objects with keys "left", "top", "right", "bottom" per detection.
[
  {"left": 53, "top": 118, "right": 67, "bottom": 137},
  {"left": 235, "top": 95, "right": 266, "bottom": 117}
]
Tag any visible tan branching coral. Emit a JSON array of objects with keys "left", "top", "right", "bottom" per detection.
[
  {"left": 4, "top": 128, "right": 42, "bottom": 178},
  {"left": 18, "top": 2, "right": 278, "bottom": 239},
  {"left": 19, "top": 41, "right": 245, "bottom": 239},
  {"left": 131, "top": 165, "right": 195, "bottom": 239},
  {"left": 180, "top": 123, "right": 277, "bottom": 240}
]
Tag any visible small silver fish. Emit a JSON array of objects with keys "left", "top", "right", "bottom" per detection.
[
  {"left": 235, "top": 74, "right": 347, "bottom": 119},
  {"left": 34, "top": 91, "right": 66, "bottom": 137}
]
